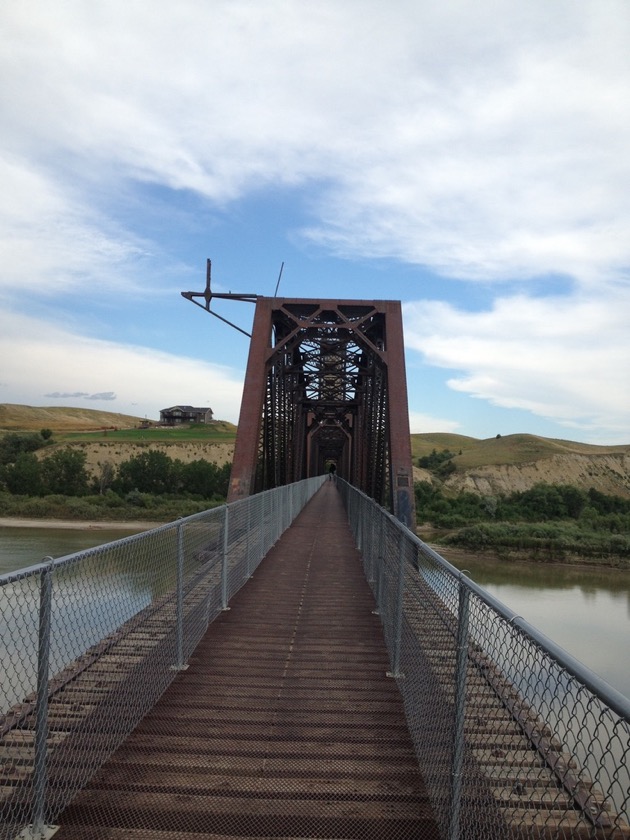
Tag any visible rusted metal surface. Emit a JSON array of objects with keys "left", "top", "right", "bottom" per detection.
[
  {"left": 226, "top": 297, "right": 415, "bottom": 527},
  {"left": 52, "top": 484, "right": 440, "bottom": 839}
]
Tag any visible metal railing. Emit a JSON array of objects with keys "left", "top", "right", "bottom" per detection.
[
  {"left": 339, "top": 479, "right": 630, "bottom": 840},
  {"left": 0, "top": 475, "right": 325, "bottom": 839}
]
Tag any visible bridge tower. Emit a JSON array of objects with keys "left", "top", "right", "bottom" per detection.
[{"left": 183, "top": 267, "right": 415, "bottom": 527}]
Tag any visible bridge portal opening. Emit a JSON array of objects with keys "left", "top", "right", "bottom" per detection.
[{"left": 227, "top": 297, "right": 415, "bottom": 527}]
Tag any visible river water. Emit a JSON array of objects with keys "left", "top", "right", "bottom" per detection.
[
  {"left": 437, "top": 545, "right": 630, "bottom": 702},
  {"left": 0, "top": 523, "right": 153, "bottom": 575},
  {"left": 1, "top": 524, "right": 629, "bottom": 702}
]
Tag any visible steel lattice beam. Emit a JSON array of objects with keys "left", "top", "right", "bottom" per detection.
[{"left": 227, "top": 297, "right": 415, "bottom": 527}]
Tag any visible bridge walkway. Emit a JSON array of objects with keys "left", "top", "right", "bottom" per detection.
[{"left": 54, "top": 481, "right": 440, "bottom": 839}]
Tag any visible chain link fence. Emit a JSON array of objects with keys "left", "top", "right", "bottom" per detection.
[
  {"left": 340, "top": 479, "right": 630, "bottom": 839},
  {"left": 0, "top": 476, "right": 324, "bottom": 839}
]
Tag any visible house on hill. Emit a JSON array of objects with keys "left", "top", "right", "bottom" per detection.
[{"left": 159, "top": 405, "right": 214, "bottom": 425}]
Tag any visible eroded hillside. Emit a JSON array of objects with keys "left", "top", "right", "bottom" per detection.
[
  {"left": 3, "top": 405, "right": 629, "bottom": 498},
  {"left": 67, "top": 441, "right": 235, "bottom": 474},
  {"left": 411, "top": 433, "right": 630, "bottom": 498},
  {"left": 443, "top": 452, "right": 630, "bottom": 498}
]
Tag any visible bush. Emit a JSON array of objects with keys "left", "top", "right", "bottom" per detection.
[
  {"left": 64, "top": 497, "right": 99, "bottom": 520},
  {"left": 125, "top": 490, "right": 147, "bottom": 507},
  {"left": 0, "top": 432, "right": 48, "bottom": 465},
  {"left": 3, "top": 453, "right": 44, "bottom": 495},
  {"left": 115, "top": 451, "right": 175, "bottom": 495},
  {"left": 417, "top": 449, "right": 457, "bottom": 477}
]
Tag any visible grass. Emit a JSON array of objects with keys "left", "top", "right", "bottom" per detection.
[
  {"left": 0, "top": 403, "right": 146, "bottom": 432},
  {"left": 410, "top": 432, "right": 628, "bottom": 469},
  {"left": 0, "top": 491, "right": 224, "bottom": 522},
  {"left": 0, "top": 404, "right": 237, "bottom": 444},
  {"left": 58, "top": 422, "right": 237, "bottom": 444}
]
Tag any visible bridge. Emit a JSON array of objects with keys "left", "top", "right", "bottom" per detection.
[
  {"left": 2, "top": 480, "right": 630, "bottom": 839},
  {"left": 183, "top": 269, "right": 416, "bottom": 528},
  {"left": 1, "top": 287, "right": 629, "bottom": 839}
]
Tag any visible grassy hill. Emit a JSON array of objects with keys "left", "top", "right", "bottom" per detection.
[
  {"left": 0, "top": 404, "right": 237, "bottom": 441},
  {"left": 0, "top": 403, "right": 147, "bottom": 432},
  {"left": 411, "top": 432, "right": 630, "bottom": 499},
  {"left": 2, "top": 404, "right": 628, "bottom": 497},
  {"left": 410, "top": 431, "right": 628, "bottom": 468}
]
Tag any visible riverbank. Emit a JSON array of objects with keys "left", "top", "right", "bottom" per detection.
[
  {"left": 0, "top": 517, "right": 162, "bottom": 531},
  {"left": 426, "top": 540, "right": 630, "bottom": 571}
]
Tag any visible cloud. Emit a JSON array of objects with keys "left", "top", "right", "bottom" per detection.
[
  {"left": 408, "top": 411, "right": 461, "bottom": 435},
  {"left": 403, "top": 284, "right": 630, "bottom": 441},
  {"left": 0, "top": 155, "right": 149, "bottom": 300},
  {"left": 85, "top": 392, "right": 117, "bottom": 401},
  {"left": 45, "top": 392, "right": 90, "bottom": 399},
  {"left": 1, "top": 0, "right": 629, "bottom": 444},
  {"left": 2, "top": 1, "right": 630, "bottom": 286},
  {"left": 0, "top": 311, "right": 245, "bottom": 422}
]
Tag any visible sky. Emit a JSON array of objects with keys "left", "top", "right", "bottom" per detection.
[{"left": 1, "top": 1, "right": 629, "bottom": 445}]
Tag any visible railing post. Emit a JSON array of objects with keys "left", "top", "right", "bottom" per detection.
[
  {"left": 256, "top": 494, "right": 265, "bottom": 565},
  {"left": 449, "top": 580, "right": 471, "bottom": 840},
  {"left": 33, "top": 559, "right": 53, "bottom": 836},
  {"left": 222, "top": 505, "right": 230, "bottom": 611},
  {"left": 387, "top": 528, "right": 405, "bottom": 679},
  {"left": 288, "top": 484, "right": 293, "bottom": 528},
  {"left": 246, "top": 499, "right": 252, "bottom": 578},
  {"left": 262, "top": 491, "right": 267, "bottom": 553},
  {"left": 171, "top": 521, "right": 188, "bottom": 671},
  {"left": 367, "top": 508, "right": 376, "bottom": 582}
]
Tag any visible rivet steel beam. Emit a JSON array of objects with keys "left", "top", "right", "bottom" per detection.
[{"left": 226, "top": 296, "right": 415, "bottom": 527}]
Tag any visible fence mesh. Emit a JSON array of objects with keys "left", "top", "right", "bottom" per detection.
[
  {"left": 0, "top": 476, "right": 324, "bottom": 839},
  {"left": 340, "top": 480, "right": 630, "bottom": 839},
  {"left": 2, "top": 476, "right": 629, "bottom": 839}
]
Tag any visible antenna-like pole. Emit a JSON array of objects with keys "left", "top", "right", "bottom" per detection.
[
  {"left": 181, "top": 259, "right": 258, "bottom": 337},
  {"left": 274, "top": 262, "right": 284, "bottom": 297}
]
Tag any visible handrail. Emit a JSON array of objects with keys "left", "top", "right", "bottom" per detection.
[
  {"left": 337, "top": 477, "right": 630, "bottom": 839},
  {"left": 0, "top": 475, "right": 325, "bottom": 839}
]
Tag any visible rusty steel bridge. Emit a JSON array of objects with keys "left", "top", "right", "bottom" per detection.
[
  {"left": 0, "top": 265, "right": 629, "bottom": 840},
  {"left": 182, "top": 261, "right": 415, "bottom": 528}
]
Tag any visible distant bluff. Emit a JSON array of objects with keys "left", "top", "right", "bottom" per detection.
[
  {"left": 411, "top": 433, "right": 630, "bottom": 499},
  {"left": 2, "top": 405, "right": 629, "bottom": 499}
]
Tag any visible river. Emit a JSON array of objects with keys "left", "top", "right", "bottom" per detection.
[
  {"left": 1, "top": 523, "right": 629, "bottom": 702},
  {"left": 0, "top": 522, "right": 153, "bottom": 575},
  {"left": 436, "top": 544, "right": 630, "bottom": 702}
]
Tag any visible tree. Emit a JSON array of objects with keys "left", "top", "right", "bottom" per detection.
[
  {"left": 115, "top": 450, "right": 179, "bottom": 495},
  {"left": 182, "top": 460, "right": 230, "bottom": 498},
  {"left": 95, "top": 461, "right": 116, "bottom": 495},
  {"left": 0, "top": 432, "right": 45, "bottom": 465},
  {"left": 3, "top": 452, "right": 44, "bottom": 495},
  {"left": 41, "top": 448, "right": 90, "bottom": 496}
]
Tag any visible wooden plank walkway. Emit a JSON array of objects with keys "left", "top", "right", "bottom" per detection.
[{"left": 53, "top": 482, "right": 441, "bottom": 839}]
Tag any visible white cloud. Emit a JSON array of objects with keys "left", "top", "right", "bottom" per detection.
[
  {"left": 408, "top": 411, "right": 461, "bottom": 435},
  {"left": 0, "top": 155, "right": 148, "bottom": 299},
  {"left": 1, "top": 0, "right": 629, "bottom": 442},
  {"left": 45, "top": 392, "right": 90, "bottom": 399},
  {"left": 403, "top": 285, "right": 630, "bottom": 440},
  {"left": 0, "top": 311, "right": 244, "bottom": 422},
  {"left": 2, "top": 0, "right": 630, "bottom": 284},
  {"left": 85, "top": 392, "right": 117, "bottom": 401}
]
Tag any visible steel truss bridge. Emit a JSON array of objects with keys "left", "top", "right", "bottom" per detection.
[{"left": 182, "top": 262, "right": 415, "bottom": 528}]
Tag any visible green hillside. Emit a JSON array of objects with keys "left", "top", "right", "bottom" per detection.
[
  {"left": 2, "top": 404, "right": 627, "bottom": 467},
  {"left": 0, "top": 403, "right": 146, "bottom": 432},
  {"left": 410, "top": 432, "right": 628, "bottom": 469},
  {"left": 0, "top": 404, "right": 237, "bottom": 442}
]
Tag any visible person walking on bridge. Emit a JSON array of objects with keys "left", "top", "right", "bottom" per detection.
[{"left": 328, "top": 462, "right": 337, "bottom": 481}]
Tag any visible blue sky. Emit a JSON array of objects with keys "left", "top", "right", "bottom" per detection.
[{"left": 1, "top": 0, "right": 629, "bottom": 444}]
